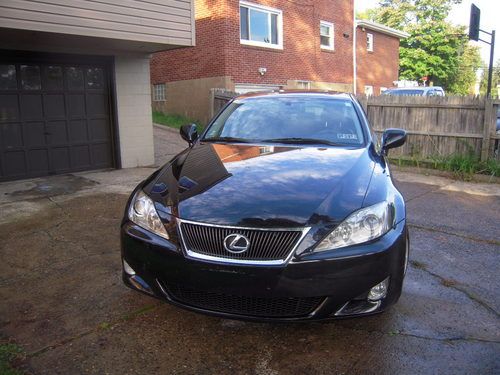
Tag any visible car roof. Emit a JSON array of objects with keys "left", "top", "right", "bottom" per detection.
[
  {"left": 387, "top": 87, "right": 443, "bottom": 91},
  {"left": 235, "top": 90, "right": 353, "bottom": 100}
]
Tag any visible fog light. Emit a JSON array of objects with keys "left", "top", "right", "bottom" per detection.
[
  {"left": 368, "top": 277, "right": 389, "bottom": 301},
  {"left": 123, "top": 259, "right": 135, "bottom": 275}
]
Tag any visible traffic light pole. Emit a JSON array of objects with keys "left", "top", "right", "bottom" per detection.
[
  {"left": 481, "top": 29, "right": 495, "bottom": 98},
  {"left": 469, "top": 4, "right": 496, "bottom": 98},
  {"left": 479, "top": 28, "right": 496, "bottom": 97}
]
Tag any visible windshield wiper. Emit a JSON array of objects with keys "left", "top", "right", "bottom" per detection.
[
  {"left": 202, "top": 137, "right": 253, "bottom": 143},
  {"left": 261, "top": 138, "right": 343, "bottom": 146}
]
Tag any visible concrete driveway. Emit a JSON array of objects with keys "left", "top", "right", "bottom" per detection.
[{"left": 0, "top": 125, "right": 499, "bottom": 375}]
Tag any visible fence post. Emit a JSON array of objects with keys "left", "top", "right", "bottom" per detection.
[{"left": 481, "top": 99, "right": 494, "bottom": 162}]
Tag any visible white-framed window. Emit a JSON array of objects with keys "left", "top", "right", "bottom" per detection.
[
  {"left": 240, "top": 1, "right": 283, "bottom": 49},
  {"left": 364, "top": 85, "right": 374, "bottom": 96},
  {"left": 153, "top": 83, "right": 166, "bottom": 101},
  {"left": 320, "top": 21, "right": 334, "bottom": 50},
  {"left": 367, "top": 33, "right": 374, "bottom": 52},
  {"left": 297, "top": 80, "right": 311, "bottom": 90},
  {"left": 380, "top": 87, "right": 387, "bottom": 94}
]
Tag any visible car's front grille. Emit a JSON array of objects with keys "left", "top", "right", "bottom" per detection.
[
  {"left": 179, "top": 222, "right": 304, "bottom": 262},
  {"left": 163, "top": 282, "right": 323, "bottom": 318}
]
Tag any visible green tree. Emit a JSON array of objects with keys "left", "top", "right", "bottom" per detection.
[
  {"left": 447, "top": 44, "right": 482, "bottom": 95},
  {"left": 366, "top": 0, "right": 482, "bottom": 94},
  {"left": 479, "top": 59, "right": 500, "bottom": 98}
]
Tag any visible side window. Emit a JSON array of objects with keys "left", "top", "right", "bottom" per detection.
[
  {"left": 153, "top": 83, "right": 166, "bottom": 101},
  {"left": 320, "top": 21, "right": 334, "bottom": 50},
  {"left": 367, "top": 33, "right": 374, "bottom": 52},
  {"left": 240, "top": 1, "right": 283, "bottom": 49}
]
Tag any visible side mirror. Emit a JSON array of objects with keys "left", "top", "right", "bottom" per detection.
[
  {"left": 381, "top": 128, "right": 406, "bottom": 154},
  {"left": 180, "top": 123, "right": 198, "bottom": 146}
]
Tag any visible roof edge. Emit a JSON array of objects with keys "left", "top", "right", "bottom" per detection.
[{"left": 355, "top": 20, "right": 410, "bottom": 39}]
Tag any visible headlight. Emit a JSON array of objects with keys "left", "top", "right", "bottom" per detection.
[
  {"left": 128, "top": 190, "right": 170, "bottom": 240},
  {"left": 314, "top": 201, "right": 393, "bottom": 252}
]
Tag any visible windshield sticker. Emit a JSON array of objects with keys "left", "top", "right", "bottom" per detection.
[{"left": 337, "top": 134, "right": 358, "bottom": 140}]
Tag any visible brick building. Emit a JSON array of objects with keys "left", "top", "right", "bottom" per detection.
[
  {"left": 355, "top": 20, "right": 409, "bottom": 96},
  {"left": 151, "top": 0, "right": 407, "bottom": 123}
]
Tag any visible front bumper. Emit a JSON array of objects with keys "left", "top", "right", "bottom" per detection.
[{"left": 121, "top": 220, "right": 407, "bottom": 322}]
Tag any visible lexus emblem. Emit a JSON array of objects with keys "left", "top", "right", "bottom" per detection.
[{"left": 223, "top": 234, "right": 250, "bottom": 254}]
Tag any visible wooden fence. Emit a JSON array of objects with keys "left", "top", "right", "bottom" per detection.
[
  {"left": 210, "top": 89, "right": 499, "bottom": 161},
  {"left": 357, "top": 95, "right": 499, "bottom": 161},
  {"left": 209, "top": 88, "right": 238, "bottom": 120}
]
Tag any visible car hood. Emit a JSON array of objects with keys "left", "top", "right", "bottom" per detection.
[{"left": 147, "top": 143, "right": 375, "bottom": 227}]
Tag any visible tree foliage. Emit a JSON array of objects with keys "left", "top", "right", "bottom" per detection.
[
  {"left": 362, "top": 0, "right": 482, "bottom": 94},
  {"left": 479, "top": 59, "right": 500, "bottom": 98}
]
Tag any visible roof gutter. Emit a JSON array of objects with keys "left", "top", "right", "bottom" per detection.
[{"left": 355, "top": 20, "right": 410, "bottom": 39}]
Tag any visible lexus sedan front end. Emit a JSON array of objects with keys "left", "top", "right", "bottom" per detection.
[{"left": 121, "top": 91, "right": 409, "bottom": 321}]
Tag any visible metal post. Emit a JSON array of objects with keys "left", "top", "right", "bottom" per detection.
[{"left": 486, "top": 30, "right": 495, "bottom": 98}]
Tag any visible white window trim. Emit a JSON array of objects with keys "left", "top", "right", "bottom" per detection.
[
  {"left": 320, "top": 21, "right": 334, "bottom": 50},
  {"left": 367, "top": 33, "right": 374, "bottom": 52},
  {"left": 364, "top": 85, "right": 374, "bottom": 96},
  {"left": 153, "top": 83, "right": 166, "bottom": 102},
  {"left": 239, "top": 1, "right": 283, "bottom": 50}
]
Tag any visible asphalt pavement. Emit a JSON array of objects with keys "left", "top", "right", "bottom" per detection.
[{"left": 0, "top": 125, "right": 498, "bottom": 375}]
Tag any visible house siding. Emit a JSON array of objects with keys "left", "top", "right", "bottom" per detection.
[{"left": 0, "top": 0, "right": 195, "bottom": 46}]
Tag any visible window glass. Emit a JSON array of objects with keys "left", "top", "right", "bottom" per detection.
[
  {"left": 66, "top": 67, "right": 84, "bottom": 90},
  {"left": 367, "top": 33, "right": 374, "bottom": 51},
  {"left": 249, "top": 8, "right": 269, "bottom": 42},
  {"left": 204, "top": 97, "right": 364, "bottom": 146},
  {"left": 320, "top": 22, "right": 334, "bottom": 49},
  {"left": 43, "top": 66, "right": 63, "bottom": 90},
  {"left": 20, "top": 65, "right": 41, "bottom": 90},
  {"left": 153, "top": 84, "right": 166, "bottom": 101},
  {"left": 0, "top": 65, "right": 17, "bottom": 90},
  {"left": 240, "top": 3, "right": 281, "bottom": 47},
  {"left": 86, "top": 67, "right": 104, "bottom": 89},
  {"left": 240, "top": 6, "right": 249, "bottom": 40},
  {"left": 270, "top": 13, "right": 278, "bottom": 44}
]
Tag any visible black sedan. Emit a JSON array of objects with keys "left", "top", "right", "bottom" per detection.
[{"left": 121, "top": 91, "right": 409, "bottom": 321}]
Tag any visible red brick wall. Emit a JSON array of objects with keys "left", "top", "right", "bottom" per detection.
[
  {"left": 151, "top": 0, "right": 355, "bottom": 86},
  {"left": 356, "top": 27, "right": 400, "bottom": 95}
]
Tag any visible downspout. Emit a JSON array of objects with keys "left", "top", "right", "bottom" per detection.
[{"left": 353, "top": 7, "right": 357, "bottom": 94}]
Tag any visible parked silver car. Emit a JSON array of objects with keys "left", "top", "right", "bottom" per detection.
[{"left": 383, "top": 87, "right": 445, "bottom": 97}]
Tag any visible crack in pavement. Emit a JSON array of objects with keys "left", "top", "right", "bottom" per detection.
[
  {"left": 408, "top": 223, "right": 500, "bottom": 246},
  {"left": 409, "top": 261, "right": 499, "bottom": 318},
  {"left": 27, "top": 303, "right": 161, "bottom": 358},
  {"left": 340, "top": 325, "right": 500, "bottom": 345}
]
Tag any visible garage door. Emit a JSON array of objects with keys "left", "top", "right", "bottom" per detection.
[{"left": 0, "top": 56, "right": 114, "bottom": 181}]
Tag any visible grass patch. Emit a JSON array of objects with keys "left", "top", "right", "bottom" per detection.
[
  {"left": 0, "top": 343, "right": 25, "bottom": 375},
  {"left": 392, "top": 153, "right": 500, "bottom": 181},
  {"left": 152, "top": 111, "right": 201, "bottom": 130}
]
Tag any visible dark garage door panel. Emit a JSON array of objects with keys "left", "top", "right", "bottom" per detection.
[{"left": 0, "top": 58, "right": 114, "bottom": 181}]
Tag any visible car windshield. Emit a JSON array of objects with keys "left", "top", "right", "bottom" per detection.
[
  {"left": 384, "top": 89, "right": 424, "bottom": 96},
  {"left": 203, "top": 96, "right": 365, "bottom": 146}
]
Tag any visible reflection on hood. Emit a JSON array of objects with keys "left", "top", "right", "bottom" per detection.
[{"left": 149, "top": 143, "right": 375, "bottom": 227}]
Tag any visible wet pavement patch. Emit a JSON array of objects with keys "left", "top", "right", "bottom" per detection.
[
  {"left": 6, "top": 175, "right": 98, "bottom": 200},
  {"left": 0, "top": 174, "right": 499, "bottom": 374}
]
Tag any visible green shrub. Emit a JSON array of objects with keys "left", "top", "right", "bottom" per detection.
[
  {"left": 392, "top": 154, "right": 499, "bottom": 180},
  {"left": 152, "top": 111, "right": 201, "bottom": 130}
]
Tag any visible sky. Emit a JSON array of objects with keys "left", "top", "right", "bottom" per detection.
[{"left": 355, "top": 0, "right": 499, "bottom": 65}]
